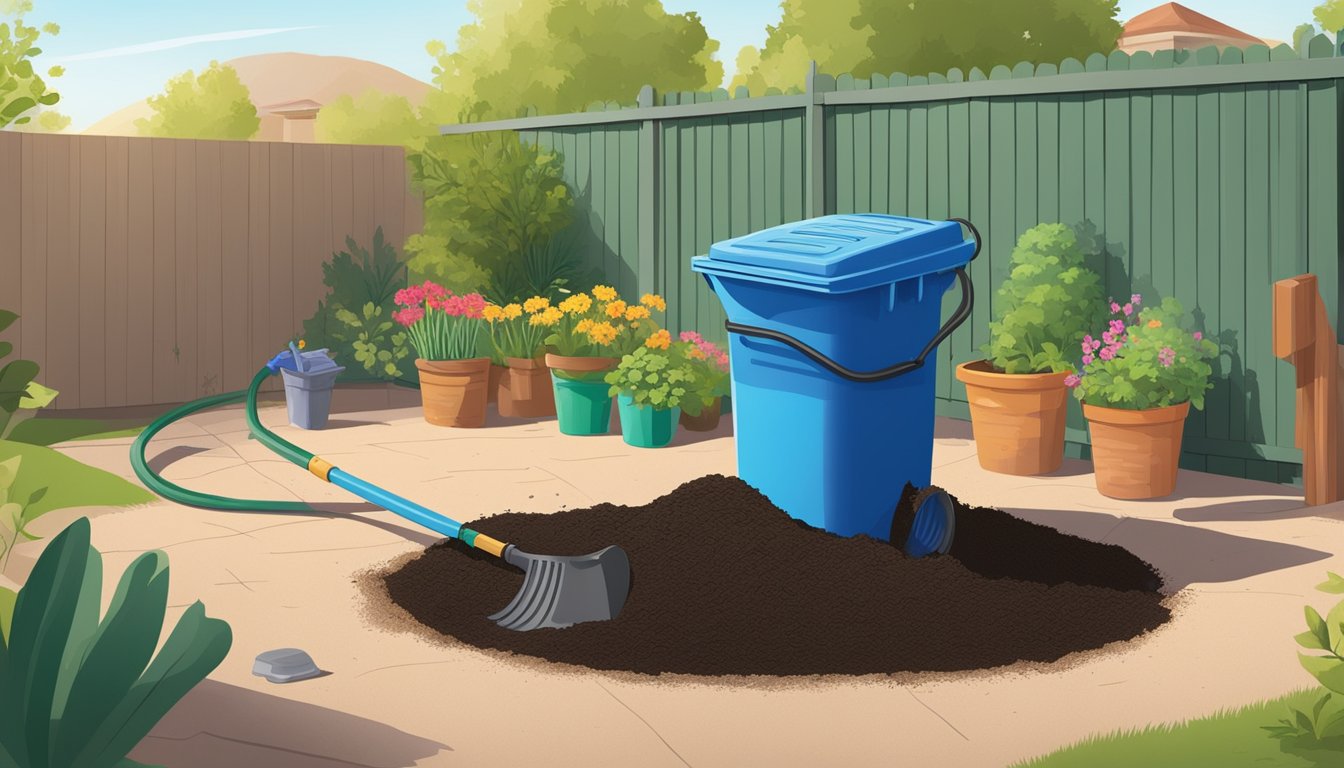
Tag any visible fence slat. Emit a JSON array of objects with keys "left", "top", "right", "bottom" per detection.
[
  {"left": 1245, "top": 83, "right": 1274, "bottom": 447},
  {"left": 196, "top": 139, "right": 223, "bottom": 398},
  {"left": 220, "top": 141, "right": 250, "bottom": 393},
  {"left": 126, "top": 139, "right": 153, "bottom": 405},
  {"left": 1220, "top": 84, "right": 1248, "bottom": 444},
  {"left": 0, "top": 135, "right": 21, "bottom": 362},
  {"left": 104, "top": 138, "right": 129, "bottom": 406},
  {"left": 78, "top": 136, "right": 107, "bottom": 408},
  {"left": 174, "top": 140, "right": 199, "bottom": 403}
]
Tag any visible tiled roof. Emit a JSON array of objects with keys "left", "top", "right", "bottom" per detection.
[{"left": 1122, "top": 2, "right": 1261, "bottom": 43}]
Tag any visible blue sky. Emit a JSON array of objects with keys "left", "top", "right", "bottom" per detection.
[{"left": 24, "top": 0, "right": 1332, "bottom": 131}]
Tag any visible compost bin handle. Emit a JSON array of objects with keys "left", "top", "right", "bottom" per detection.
[{"left": 722, "top": 219, "right": 979, "bottom": 384}]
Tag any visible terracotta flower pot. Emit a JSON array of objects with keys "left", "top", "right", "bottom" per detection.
[
  {"left": 956, "top": 360, "right": 1072, "bottom": 475},
  {"left": 1083, "top": 400, "right": 1191, "bottom": 500},
  {"left": 487, "top": 364, "right": 506, "bottom": 404},
  {"left": 499, "top": 356, "right": 557, "bottom": 418},
  {"left": 679, "top": 396, "right": 722, "bottom": 432},
  {"left": 415, "top": 358, "right": 491, "bottom": 428}
]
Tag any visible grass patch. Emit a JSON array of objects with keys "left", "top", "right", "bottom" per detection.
[
  {"left": 8, "top": 417, "right": 147, "bottom": 446},
  {"left": 1013, "top": 688, "right": 1344, "bottom": 767},
  {"left": 0, "top": 439, "right": 154, "bottom": 520}
]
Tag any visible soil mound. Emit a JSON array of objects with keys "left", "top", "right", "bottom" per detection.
[{"left": 383, "top": 475, "right": 1169, "bottom": 676}]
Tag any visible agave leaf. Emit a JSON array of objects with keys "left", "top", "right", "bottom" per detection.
[
  {"left": 51, "top": 551, "right": 170, "bottom": 767},
  {"left": 74, "top": 601, "right": 231, "bottom": 766},
  {"left": 0, "top": 517, "right": 101, "bottom": 768}
]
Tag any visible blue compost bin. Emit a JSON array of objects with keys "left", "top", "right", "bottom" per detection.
[{"left": 691, "top": 214, "right": 979, "bottom": 552}]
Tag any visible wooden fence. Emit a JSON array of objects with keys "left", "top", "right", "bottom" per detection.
[
  {"left": 440, "top": 37, "right": 1344, "bottom": 484},
  {"left": 0, "top": 133, "right": 423, "bottom": 410}
]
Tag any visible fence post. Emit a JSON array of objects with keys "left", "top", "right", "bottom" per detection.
[
  {"left": 805, "top": 61, "right": 826, "bottom": 218},
  {"left": 637, "top": 84, "right": 658, "bottom": 297}
]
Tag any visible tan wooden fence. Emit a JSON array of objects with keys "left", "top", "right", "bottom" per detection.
[{"left": 0, "top": 133, "right": 423, "bottom": 410}]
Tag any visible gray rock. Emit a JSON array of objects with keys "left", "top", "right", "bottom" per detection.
[{"left": 252, "top": 648, "right": 323, "bottom": 683}]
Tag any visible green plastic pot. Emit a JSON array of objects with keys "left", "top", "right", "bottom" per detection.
[
  {"left": 617, "top": 394, "right": 680, "bottom": 448},
  {"left": 551, "top": 372, "right": 614, "bottom": 435}
]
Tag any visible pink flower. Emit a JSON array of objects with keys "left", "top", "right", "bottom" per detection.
[
  {"left": 392, "top": 307, "right": 424, "bottom": 326},
  {"left": 1131, "top": 294, "right": 1142, "bottom": 306},
  {"left": 1081, "top": 352, "right": 1094, "bottom": 366},
  {"left": 1064, "top": 373, "right": 1081, "bottom": 388},
  {"left": 1109, "top": 319, "right": 1125, "bottom": 334},
  {"left": 1158, "top": 346, "right": 1176, "bottom": 367},
  {"left": 1122, "top": 303, "right": 1133, "bottom": 317},
  {"left": 1099, "top": 347, "right": 1115, "bottom": 361},
  {"left": 680, "top": 331, "right": 704, "bottom": 343},
  {"left": 1091, "top": 338, "right": 1102, "bottom": 351},
  {"left": 423, "top": 281, "right": 449, "bottom": 304},
  {"left": 1192, "top": 331, "right": 1202, "bottom": 341},
  {"left": 1102, "top": 331, "right": 1115, "bottom": 346},
  {"left": 1110, "top": 301, "right": 1121, "bottom": 315},
  {"left": 395, "top": 285, "right": 426, "bottom": 308}
]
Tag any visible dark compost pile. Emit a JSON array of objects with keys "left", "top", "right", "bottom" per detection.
[{"left": 382, "top": 475, "right": 1169, "bottom": 676}]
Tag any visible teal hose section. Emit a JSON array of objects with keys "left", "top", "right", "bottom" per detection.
[
  {"left": 327, "top": 468, "right": 463, "bottom": 539},
  {"left": 129, "top": 370, "right": 314, "bottom": 512}
]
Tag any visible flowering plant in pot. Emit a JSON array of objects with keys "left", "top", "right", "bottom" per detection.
[
  {"left": 955, "top": 223, "right": 1103, "bottom": 476},
  {"left": 676, "top": 331, "right": 730, "bottom": 431},
  {"left": 1067, "top": 295, "right": 1219, "bottom": 499},
  {"left": 483, "top": 297, "right": 556, "bottom": 418},
  {"left": 393, "top": 281, "right": 491, "bottom": 427},
  {"left": 604, "top": 333, "right": 699, "bottom": 448}
]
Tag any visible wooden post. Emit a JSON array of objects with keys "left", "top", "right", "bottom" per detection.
[
  {"left": 637, "top": 84, "right": 658, "bottom": 297},
  {"left": 1273, "top": 273, "right": 1344, "bottom": 505},
  {"left": 804, "top": 61, "right": 826, "bottom": 219}
]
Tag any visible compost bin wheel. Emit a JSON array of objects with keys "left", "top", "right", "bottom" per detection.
[{"left": 892, "top": 485, "right": 956, "bottom": 558}]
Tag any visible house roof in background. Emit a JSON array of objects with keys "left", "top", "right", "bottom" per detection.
[{"left": 1122, "top": 2, "right": 1262, "bottom": 43}]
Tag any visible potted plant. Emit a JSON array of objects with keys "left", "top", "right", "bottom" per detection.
[
  {"left": 542, "top": 286, "right": 666, "bottom": 436},
  {"left": 1067, "top": 295, "right": 1219, "bottom": 499},
  {"left": 393, "top": 281, "right": 491, "bottom": 427},
  {"left": 605, "top": 334, "right": 698, "bottom": 448},
  {"left": 487, "top": 349, "right": 506, "bottom": 405},
  {"left": 955, "top": 223, "right": 1103, "bottom": 475},
  {"left": 484, "top": 297, "right": 557, "bottom": 418},
  {"left": 676, "top": 331, "right": 730, "bottom": 431}
]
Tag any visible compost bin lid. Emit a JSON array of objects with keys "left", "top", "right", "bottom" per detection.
[
  {"left": 691, "top": 214, "right": 974, "bottom": 293},
  {"left": 293, "top": 349, "right": 343, "bottom": 376}
]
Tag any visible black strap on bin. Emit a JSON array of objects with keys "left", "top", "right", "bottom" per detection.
[{"left": 723, "top": 218, "right": 981, "bottom": 384}]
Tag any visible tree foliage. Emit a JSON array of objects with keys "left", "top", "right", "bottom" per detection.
[
  {"left": 423, "top": 0, "right": 723, "bottom": 122},
  {"left": 1315, "top": 0, "right": 1344, "bottom": 35},
  {"left": 136, "top": 61, "right": 258, "bottom": 140},
  {"left": 734, "top": 0, "right": 1122, "bottom": 94},
  {"left": 0, "top": 0, "right": 62, "bottom": 130},
  {"left": 314, "top": 89, "right": 429, "bottom": 149},
  {"left": 10, "top": 108, "right": 67, "bottom": 132}
]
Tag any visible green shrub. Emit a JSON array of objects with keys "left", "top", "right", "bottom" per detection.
[
  {"left": 1265, "top": 572, "right": 1344, "bottom": 746},
  {"left": 605, "top": 344, "right": 699, "bottom": 411},
  {"left": 406, "top": 132, "right": 581, "bottom": 303},
  {"left": 300, "top": 227, "right": 413, "bottom": 382},
  {"left": 983, "top": 223, "right": 1103, "bottom": 374},
  {"left": 0, "top": 455, "right": 45, "bottom": 575},
  {"left": 0, "top": 310, "right": 59, "bottom": 441},
  {"left": 0, "top": 516, "right": 230, "bottom": 767}
]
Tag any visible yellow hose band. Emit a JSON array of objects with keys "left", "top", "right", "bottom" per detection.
[
  {"left": 307, "top": 456, "right": 335, "bottom": 482},
  {"left": 473, "top": 533, "right": 507, "bottom": 558}
]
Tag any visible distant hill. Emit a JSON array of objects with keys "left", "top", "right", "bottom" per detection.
[{"left": 84, "top": 52, "right": 433, "bottom": 137}]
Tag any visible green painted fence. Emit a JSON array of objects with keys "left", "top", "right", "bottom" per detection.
[{"left": 442, "top": 36, "right": 1344, "bottom": 485}]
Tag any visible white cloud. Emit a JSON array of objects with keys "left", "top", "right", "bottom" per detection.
[{"left": 50, "top": 26, "right": 319, "bottom": 63}]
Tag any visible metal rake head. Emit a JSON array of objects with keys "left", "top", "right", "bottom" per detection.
[{"left": 488, "top": 544, "right": 631, "bottom": 631}]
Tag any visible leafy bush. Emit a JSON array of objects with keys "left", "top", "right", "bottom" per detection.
[
  {"left": 0, "top": 310, "right": 58, "bottom": 440},
  {"left": 1068, "top": 296, "right": 1219, "bottom": 410},
  {"left": 301, "top": 227, "right": 412, "bottom": 382},
  {"left": 1264, "top": 572, "right": 1344, "bottom": 746},
  {"left": 983, "top": 223, "right": 1103, "bottom": 374},
  {"left": 0, "top": 516, "right": 231, "bottom": 767},
  {"left": 676, "top": 331, "right": 730, "bottom": 417},
  {"left": 605, "top": 338, "right": 700, "bottom": 411},
  {"left": 0, "top": 455, "right": 44, "bottom": 574},
  {"left": 405, "top": 132, "right": 579, "bottom": 302},
  {"left": 0, "top": 7, "right": 62, "bottom": 130}
]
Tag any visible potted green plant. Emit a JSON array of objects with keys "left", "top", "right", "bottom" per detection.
[
  {"left": 675, "top": 331, "right": 730, "bottom": 431},
  {"left": 393, "top": 281, "right": 491, "bottom": 427},
  {"left": 955, "top": 223, "right": 1103, "bottom": 475},
  {"left": 605, "top": 335, "right": 698, "bottom": 448},
  {"left": 484, "top": 297, "right": 556, "bottom": 418},
  {"left": 1067, "top": 295, "right": 1219, "bottom": 499},
  {"left": 542, "top": 286, "right": 666, "bottom": 436}
]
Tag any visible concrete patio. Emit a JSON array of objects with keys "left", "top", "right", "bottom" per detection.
[{"left": 9, "top": 387, "right": 1344, "bottom": 768}]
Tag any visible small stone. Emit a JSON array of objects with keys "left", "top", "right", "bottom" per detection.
[{"left": 253, "top": 648, "right": 323, "bottom": 683}]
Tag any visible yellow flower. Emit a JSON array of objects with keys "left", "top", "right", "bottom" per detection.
[
  {"left": 592, "top": 285, "right": 618, "bottom": 301},
  {"left": 297, "top": 339, "right": 306, "bottom": 349},
  {"left": 645, "top": 329, "right": 671, "bottom": 350},
  {"left": 640, "top": 293, "right": 666, "bottom": 312},
  {"left": 624, "top": 305, "right": 650, "bottom": 321},
  {"left": 588, "top": 321, "right": 619, "bottom": 345},
  {"left": 605, "top": 300, "right": 628, "bottom": 319},
  {"left": 482, "top": 305, "right": 505, "bottom": 322},
  {"left": 687, "top": 347, "right": 706, "bottom": 360},
  {"left": 575, "top": 318, "right": 594, "bottom": 333},
  {"left": 523, "top": 296, "right": 550, "bottom": 313},
  {"left": 559, "top": 293, "right": 593, "bottom": 315},
  {"left": 1147, "top": 319, "right": 1162, "bottom": 329},
  {"left": 530, "top": 306, "right": 564, "bottom": 327},
  {"left": 503, "top": 303, "right": 523, "bottom": 320}
]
